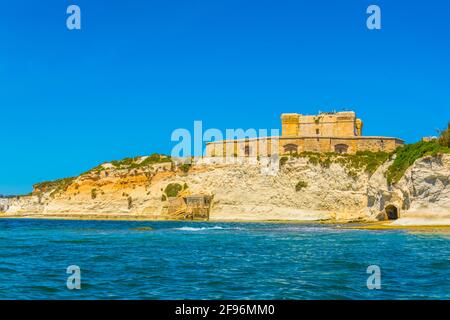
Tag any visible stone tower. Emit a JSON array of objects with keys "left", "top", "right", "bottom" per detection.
[
  {"left": 281, "top": 114, "right": 300, "bottom": 137},
  {"left": 281, "top": 111, "right": 364, "bottom": 137}
]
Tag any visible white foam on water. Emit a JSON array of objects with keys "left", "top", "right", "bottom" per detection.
[
  {"left": 174, "top": 226, "right": 241, "bottom": 232},
  {"left": 273, "top": 226, "right": 334, "bottom": 232}
]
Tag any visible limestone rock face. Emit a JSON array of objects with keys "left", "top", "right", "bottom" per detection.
[
  {"left": 388, "top": 155, "right": 450, "bottom": 225},
  {"left": 365, "top": 154, "right": 450, "bottom": 224},
  {"left": 2, "top": 155, "right": 450, "bottom": 224},
  {"left": 192, "top": 158, "right": 370, "bottom": 222},
  {"left": 398, "top": 155, "right": 450, "bottom": 212},
  {"left": 0, "top": 198, "right": 10, "bottom": 212}
]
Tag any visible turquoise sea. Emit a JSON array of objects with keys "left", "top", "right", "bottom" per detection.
[{"left": 0, "top": 219, "right": 448, "bottom": 299}]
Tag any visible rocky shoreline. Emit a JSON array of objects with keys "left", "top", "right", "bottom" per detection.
[{"left": 1, "top": 152, "right": 449, "bottom": 226}]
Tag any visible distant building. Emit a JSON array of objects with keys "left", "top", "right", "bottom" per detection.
[
  {"left": 422, "top": 136, "right": 437, "bottom": 142},
  {"left": 206, "top": 111, "right": 404, "bottom": 156}
]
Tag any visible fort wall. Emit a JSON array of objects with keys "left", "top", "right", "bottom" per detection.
[
  {"left": 205, "top": 111, "right": 403, "bottom": 156},
  {"left": 205, "top": 136, "right": 403, "bottom": 156}
]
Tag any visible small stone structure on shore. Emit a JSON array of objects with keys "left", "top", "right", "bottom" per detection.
[{"left": 167, "top": 194, "right": 213, "bottom": 220}]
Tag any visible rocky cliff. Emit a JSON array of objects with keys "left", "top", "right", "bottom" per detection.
[
  {"left": 1, "top": 152, "right": 449, "bottom": 225},
  {"left": 367, "top": 154, "right": 450, "bottom": 225},
  {"left": 0, "top": 198, "right": 9, "bottom": 213}
]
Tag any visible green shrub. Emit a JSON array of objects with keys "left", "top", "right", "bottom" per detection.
[
  {"left": 179, "top": 163, "right": 191, "bottom": 173},
  {"left": 83, "top": 164, "right": 106, "bottom": 175},
  {"left": 320, "top": 157, "right": 332, "bottom": 168},
  {"left": 306, "top": 154, "right": 319, "bottom": 166},
  {"left": 279, "top": 156, "right": 288, "bottom": 167},
  {"left": 164, "top": 183, "right": 183, "bottom": 197},
  {"left": 91, "top": 188, "right": 97, "bottom": 199},
  {"left": 295, "top": 181, "right": 308, "bottom": 191},
  {"left": 139, "top": 153, "right": 172, "bottom": 167},
  {"left": 161, "top": 194, "right": 167, "bottom": 201},
  {"left": 111, "top": 157, "right": 135, "bottom": 168}
]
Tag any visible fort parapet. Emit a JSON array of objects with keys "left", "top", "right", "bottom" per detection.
[{"left": 205, "top": 111, "right": 404, "bottom": 156}]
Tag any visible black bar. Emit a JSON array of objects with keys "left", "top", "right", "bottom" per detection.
[{"left": 0, "top": 300, "right": 447, "bottom": 319}]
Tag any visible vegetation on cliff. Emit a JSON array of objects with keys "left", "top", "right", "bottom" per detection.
[
  {"left": 32, "top": 154, "right": 173, "bottom": 196},
  {"left": 110, "top": 153, "right": 172, "bottom": 170},
  {"left": 386, "top": 140, "right": 450, "bottom": 184},
  {"left": 279, "top": 156, "right": 289, "bottom": 167},
  {"left": 386, "top": 124, "right": 450, "bottom": 184},
  {"left": 164, "top": 183, "right": 183, "bottom": 198},
  {"left": 33, "top": 177, "right": 76, "bottom": 197},
  {"left": 86, "top": 153, "right": 172, "bottom": 174},
  {"left": 290, "top": 151, "right": 391, "bottom": 177},
  {"left": 162, "top": 182, "right": 189, "bottom": 199},
  {"left": 179, "top": 163, "right": 191, "bottom": 173},
  {"left": 284, "top": 125, "right": 450, "bottom": 185},
  {"left": 295, "top": 180, "right": 308, "bottom": 191}
]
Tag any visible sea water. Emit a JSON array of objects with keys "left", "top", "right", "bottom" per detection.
[{"left": 0, "top": 219, "right": 448, "bottom": 299}]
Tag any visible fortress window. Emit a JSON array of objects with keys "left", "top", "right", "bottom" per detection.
[
  {"left": 316, "top": 129, "right": 320, "bottom": 135},
  {"left": 334, "top": 144, "right": 349, "bottom": 154},
  {"left": 283, "top": 144, "right": 298, "bottom": 154}
]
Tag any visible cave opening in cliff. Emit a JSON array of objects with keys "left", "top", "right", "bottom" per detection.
[{"left": 385, "top": 205, "right": 399, "bottom": 220}]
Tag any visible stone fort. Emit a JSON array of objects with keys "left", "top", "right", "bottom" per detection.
[{"left": 205, "top": 111, "right": 404, "bottom": 157}]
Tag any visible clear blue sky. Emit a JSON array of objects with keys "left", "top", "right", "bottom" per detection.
[{"left": 1, "top": 0, "right": 449, "bottom": 195}]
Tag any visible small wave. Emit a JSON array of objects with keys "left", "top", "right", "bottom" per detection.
[
  {"left": 49, "top": 239, "right": 95, "bottom": 244},
  {"left": 272, "top": 226, "right": 336, "bottom": 232},
  {"left": 174, "top": 226, "right": 239, "bottom": 232}
]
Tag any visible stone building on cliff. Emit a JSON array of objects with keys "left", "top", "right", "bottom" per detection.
[{"left": 205, "top": 111, "right": 404, "bottom": 157}]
